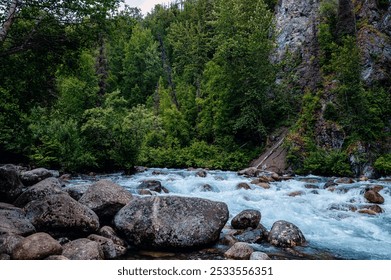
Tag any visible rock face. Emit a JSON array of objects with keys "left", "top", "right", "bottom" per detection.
[
  {"left": 0, "top": 164, "right": 24, "bottom": 203},
  {"left": 12, "top": 232, "right": 62, "bottom": 260},
  {"left": 268, "top": 220, "right": 306, "bottom": 247},
  {"left": 79, "top": 179, "right": 133, "bottom": 223},
  {"left": 274, "top": 0, "right": 321, "bottom": 90},
  {"left": 13, "top": 177, "right": 65, "bottom": 207},
  {"left": 0, "top": 203, "right": 35, "bottom": 236},
  {"left": 24, "top": 194, "right": 100, "bottom": 238},
  {"left": 114, "top": 196, "right": 229, "bottom": 249},
  {"left": 231, "top": 210, "right": 261, "bottom": 229}
]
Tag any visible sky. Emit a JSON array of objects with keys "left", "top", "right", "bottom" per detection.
[{"left": 124, "top": 0, "right": 174, "bottom": 15}]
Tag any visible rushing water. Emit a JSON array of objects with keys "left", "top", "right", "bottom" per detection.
[{"left": 68, "top": 168, "right": 391, "bottom": 260}]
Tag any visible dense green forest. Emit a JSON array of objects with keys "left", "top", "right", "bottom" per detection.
[{"left": 0, "top": 0, "right": 390, "bottom": 175}]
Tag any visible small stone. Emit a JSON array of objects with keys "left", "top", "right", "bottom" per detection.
[
  {"left": 256, "top": 183, "right": 271, "bottom": 189},
  {"left": 224, "top": 242, "right": 254, "bottom": 260},
  {"left": 196, "top": 170, "right": 207, "bottom": 177},
  {"left": 250, "top": 251, "right": 271, "bottom": 260},
  {"left": 288, "top": 191, "right": 304, "bottom": 197},
  {"left": 236, "top": 183, "right": 251, "bottom": 190}
]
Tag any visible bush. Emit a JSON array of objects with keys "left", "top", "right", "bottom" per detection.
[{"left": 374, "top": 154, "right": 391, "bottom": 175}]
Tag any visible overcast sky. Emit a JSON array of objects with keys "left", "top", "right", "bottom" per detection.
[{"left": 124, "top": 0, "right": 173, "bottom": 15}]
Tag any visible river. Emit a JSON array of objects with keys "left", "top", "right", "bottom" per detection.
[{"left": 68, "top": 168, "right": 391, "bottom": 260}]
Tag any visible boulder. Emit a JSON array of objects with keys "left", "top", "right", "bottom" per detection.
[
  {"left": 137, "top": 180, "right": 163, "bottom": 193},
  {"left": 12, "top": 232, "right": 62, "bottom": 260},
  {"left": 45, "top": 255, "right": 69, "bottom": 260},
  {"left": 114, "top": 196, "right": 229, "bottom": 249},
  {"left": 255, "top": 182, "right": 271, "bottom": 189},
  {"left": 0, "top": 164, "right": 24, "bottom": 203},
  {"left": 236, "top": 183, "right": 251, "bottom": 190},
  {"left": 24, "top": 194, "right": 100, "bottom": 238},
  {"left": 13, "top": 177, "right": 65, "bottom": 207},
  {"left": 238, "top": 167, "right": 261, "bottom": 177},
  {"left": 196, "top": 170, "right": 207, "bottom": 178},
  {"left": 224, "top": 242, "right": 254, "bottom": 260},
  {"left": 228, "top": 224, "right": 268, "bottom": 244},
  {"left": 88, "top": 234, "right": 127, "bottom": 259},
  {"left": 0, "top": 203, "right": 35, "bottom": 236},
  {"left": 364, "top": 190, "right": 385, "bottom": 204},
  {"left": 79, "top": 180, "right": 133, "bottom": 223},
  {"left": 98, "top": 226, "right": 127, "bottom": 248},
  {"left": 268, "top": 220, "right": 306, "bottom": 248},
  {"left": 0, "top": 234, "right": 24, "bottom": 255},
  {"left": 62, "top": 238, "right": 104, "bottom": 260},
  {"left": 231, "top": 210, "right": 261, "bottom": 229},
  {"left": 63, "top": 184, "right": 90, "bottom": 201},
  {"left": 250, "top": 251, "right": 271, "bottom": 260},
  {"left": 20, "top": 168, "right": 59, "bottom": 186}
]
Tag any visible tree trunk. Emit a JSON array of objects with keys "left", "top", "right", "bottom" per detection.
[{"left": 0, "top": 0, "right": 20, "bottom": 44}]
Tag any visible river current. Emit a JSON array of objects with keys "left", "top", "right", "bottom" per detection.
[{"left": 68, "top": 168, "right": 391, "bottom": 260}]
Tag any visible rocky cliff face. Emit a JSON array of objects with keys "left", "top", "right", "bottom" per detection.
[
  {"left": 274, "top": 0, "right": 321, "bottom": 90},
  {"left": 273, "top": 0, "right": 391, "bottom": 177}
]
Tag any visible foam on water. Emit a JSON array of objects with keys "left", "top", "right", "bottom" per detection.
[{"left": 69, "top": 168, "right": 391, "bottom": 260}]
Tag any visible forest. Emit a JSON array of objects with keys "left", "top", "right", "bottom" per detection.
[{"left": 1, "top": 0, "right": 390, "bottom": 175}]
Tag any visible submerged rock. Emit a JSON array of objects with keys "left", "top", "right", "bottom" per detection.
[
  {"left": 268, "top": 220, "right": 306, "bottom": 248},
  {"left": 114, "top": 196, "right": 229, "bottom": 249},
  {"left": 364, "top": 190, "right": 385, "bottom": 204}
]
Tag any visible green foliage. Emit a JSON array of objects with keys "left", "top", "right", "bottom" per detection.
[
  {"left": 302, "top": 149, "right": 352, "bottom": 176},
  {"left": 374, "top": 154, "right": 391, "bottom": 175}
]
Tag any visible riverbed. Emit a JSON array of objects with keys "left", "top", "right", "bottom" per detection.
[{"left": 68, "top": 168, "right": 391, "bottom": 260}]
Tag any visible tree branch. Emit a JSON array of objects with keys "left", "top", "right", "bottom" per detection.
[{"left": 0, "top": 0, "right": 20, "bottom": 44}]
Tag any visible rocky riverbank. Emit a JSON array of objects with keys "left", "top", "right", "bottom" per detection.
[{"left": 1, "top": 164, "right": 388, "bottom": 260}]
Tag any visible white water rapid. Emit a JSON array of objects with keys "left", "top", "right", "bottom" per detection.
[{"left": 69, "top": 168, "right": 391, "bottom": 260}]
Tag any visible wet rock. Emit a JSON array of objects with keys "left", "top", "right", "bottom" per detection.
[
  {"left": 79, "top": 179, "right": 133, "bottom": 223},
  {"left": 20, "top": 168, "right": 59, "bottom": 186},
  {"left": 134, "top": 166, "right": 148, "bottom": 173},
  {"left": 11, "top": 232, "right": 62, "bottom": 260},
  {"left": 13, "top": 177, "right": 65, "bottom": 207},
  {"left": 364, "top": 190, "right": 385, "bottom": 204},
  {"left": 0, "top": 234, "right": 24, "bottom": 255},
  {"left": 0, "top": 203, "right": 35, "bottom": 236},
  {"left": 231, "top": 210, "right": 261, "bottom": 229},
  {"left": 196, "top": 170, "right": 207, "bottom": 178},
  {"left": 299, "top": 178, "right": 321, "bottom": 184},
  {"left": 138, "top": 189, "right": 154, "bottom": 196},
  {"left": 255, "top": 183, "right": 271, "bottom": 189},
  {"left": 224, "top": 242, "right": 253, "bottom": 260},
  {"left": 268, "top": 220, "right": 306, "bottom": 248},
  {"left": 328, "top": 203, "right": 358, "bottom": 212},
  {"left": 231, "top": 225, "right": 268, "bottom": 244},
  {"left": 238, "top": 167, "right": 261, "bottom": 177},
  {"left": 63, "top": 184, "right": 90, "bottom": 201},
  {"left": 25, "top": 194, "right": 100, "bottom": 238},
  {"left": 370, "top": 185, "right": 384, "bottom": 193},
  {"left": 304, "top": 184, "right": 319, "bottom": 189},
  {"left": 335, "top": 177, "right": 355, "bottom": 184},
  {"left": 236, "top": 183, "right": 251, "bottom": 190},
  {"left": 199, "top": 184, "right": 213, "bottom": 192},
  {"left": 137, "top": 180, "right": 163, "bottom": 193},
  {"left": 0, "top": 164, "right": 24, "bottom": 203},
  {"left": 359, "top": 205, "right": 384, "bottom": 215},
  {"left": 250, "top": 251, "right": 271, "bottom": 260},
  {"left": 152, "top": 170, "right": 167, "bottom": 176},
  {"left": 114, "top": 196, "right": 229, "bottom": 249},
  {"left": 62, "top": 238, "right": 104, "bottom": 260},
  {"left": 324, "top": 180, "right": 338, "bottom": 189},
  {"left": 288, "top": 191, "right": 305, "bottom": 197}
]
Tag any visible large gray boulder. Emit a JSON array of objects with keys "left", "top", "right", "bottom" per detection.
[
  {"left": 12, "top": 232, "right": 62, "bottom": 260},
  {"left": 79, "top": 179, "right": 133, "bottom": 223},
  {"left": 0, "top": 203, "right": 35, "bottom": 236},
  {"left": 114, "top": 196, "right": 229, "bottom": 249},
  {"left": 13, "top": 177, "right": 65, "bottom": 207},
  {"left": 19, "top": 168, "right": 59, "bottom": 186},
  {"left": 0, "top": 234, "right": 25, "bottom": 255},
  {"left": 268, "top": 220, "right": 306, "bottom": 248},
  {"left": 24, "top": 194, "right": 99, "bottom": 238},
  {"left": 0, "top": 164, "right": 24, "bottom": 203}
]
